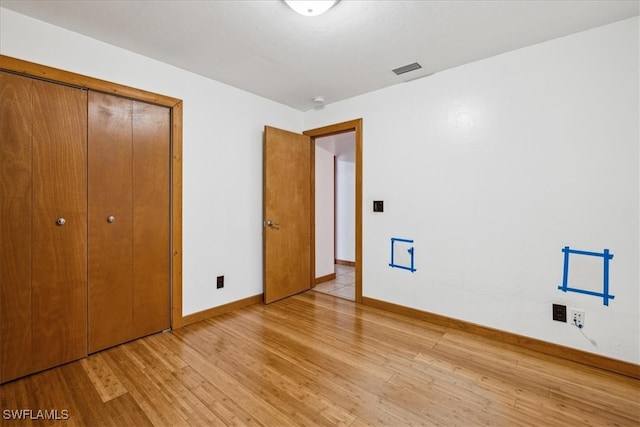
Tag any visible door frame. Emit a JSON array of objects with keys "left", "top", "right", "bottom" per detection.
[
  {"left": 305, "top": 119, "right": 363, "bottom": 303},
  {"left": 0, "top": 55, "right": 185, "bottom": 329}
]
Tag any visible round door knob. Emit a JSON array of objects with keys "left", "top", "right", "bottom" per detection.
[
  {"left": 56, "top": 217, "right": 66, "bottom": 226},
  {"left": 107, "top": 215, "right": 116, "bottom": 223}
]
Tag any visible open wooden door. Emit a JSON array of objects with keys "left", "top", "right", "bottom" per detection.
[{"left": 263, "top": 126, "right": 312, "bottom": 303}]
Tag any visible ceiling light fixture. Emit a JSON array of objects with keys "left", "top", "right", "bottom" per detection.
[{"left": 285, "top": 1, "right": 337, "bottom": 17}]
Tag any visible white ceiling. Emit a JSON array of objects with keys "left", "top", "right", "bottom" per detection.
[
  {"left": 1, "top": 0, "right": 638, "bottom": 111},
  {"left": 317, "top": 131, "right": 355, "bottom": 162}
]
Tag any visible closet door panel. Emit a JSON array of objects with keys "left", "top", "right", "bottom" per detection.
[
  {"left": 31, "top": 79, "right": 88, "bottom": 371},
  {"left": 132, "top": 101, "right": 171, "bottom": 337},
  {"left": 0, "top": 72, "right": 33, "bottom": 382},
  {"left": 88, "top": 92, "right": 133, "bottom": 353}
]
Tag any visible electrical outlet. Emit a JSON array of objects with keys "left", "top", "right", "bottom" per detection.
[
  {"left": 216, "top": 275, "right": 224, "bottom": 289},
  {"left": 552, "top": 304, "right": 566, "bottom": 322},
  {"left": 570, "top": 308, "right": 585, "bottom": 328}
]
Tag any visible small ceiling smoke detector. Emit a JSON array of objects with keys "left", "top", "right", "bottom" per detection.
[
  {"left": 285, "top": 1, "right": 337, "bottom": 17},
  {"left": 313, "top": 96, "right": 325, "bottom": 105},
  {"left": 392, "top": 62, "right": 422, "bottom": 75}
]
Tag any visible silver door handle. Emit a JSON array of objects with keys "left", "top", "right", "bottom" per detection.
[
  {"left": 56, "top": 217, "right": 66, "bottom": 226},
  {"left": 107, "top": 215, "right": 116, "bottom": 223},
  {"left": 264, "top": 220, "right": 279, "bottom": 228}
]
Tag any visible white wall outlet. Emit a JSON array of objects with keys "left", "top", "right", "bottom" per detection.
[{"left": 570, "top": 309, "right": 585, "bottom": 328}]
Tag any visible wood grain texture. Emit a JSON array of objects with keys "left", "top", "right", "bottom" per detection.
[
  {"left": 0, "top": 72, "right": 33, "bottom": 382},
  {"left": 88, "top": 91, "right": 134, "bottom": 353},
  {"left": 80, "top": 354, "right": 128, "bottom": 403},
  {"left": 1, "top": 72, "right": 89, "bottom": 382},
  {"left": 182, "top": 294, "right": 263, "bottom": 326},
  {"left": 132, "top": 100, "right": 171, "bottom": 338},
  {"left": 263, "top": 126, "right": 312, "bottom": 303},
  {"left": 2, "top": 55, "right": 184, "bottom": 331},
  {"left": 88, "top": 93, "right": 171, "bottom": 352},
  {"left": 171, "top": 101, "right": 184, "bottom": 330},
  {"left": 0, "top": 291, "right": 637, "bottom": 426},
  {"left": 363, "top": 296, "right": 640, "bottom": 379},
  {"left": 30, "top": 79, "right": 88, "bottom": 373},
  {"left": 315, "top": 273, "right": 337, "bottom": 284}
]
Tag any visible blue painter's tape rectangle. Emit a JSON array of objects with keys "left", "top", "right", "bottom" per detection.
[
  {"left": 557, "top": 246, "right": 615, "bottom": 306},
  {"left": 390, "top": 237, "right": 416, "bottom": 273}
]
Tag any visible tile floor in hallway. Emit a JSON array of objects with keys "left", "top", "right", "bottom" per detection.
[{"left": 312, "top": 264, "right": 355, "bottom": 301}]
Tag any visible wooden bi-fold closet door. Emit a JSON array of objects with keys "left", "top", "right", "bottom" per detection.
[
  {"left": 88, "top": 91, "right": 170, "bottom": 353},
  {"left": 0, "top": 72, "right": 88, "bottom": 383}
]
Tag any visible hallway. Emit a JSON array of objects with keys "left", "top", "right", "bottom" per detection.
[{"left": 312, "top": 264, "right": 355, "bottom": 301}]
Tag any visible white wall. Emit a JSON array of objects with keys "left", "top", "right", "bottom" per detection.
[
  {"left": 336, "top": 159, "right": 355, "bottom": 262},
  {"left": 314, "top": 144, "right": 335, "bottom": 278},
  {"left": 0, "top": 8, "right": 302, "bottom": 316},
  {"left": 304, "top": 17, "right": 640, "bottom": 364}
]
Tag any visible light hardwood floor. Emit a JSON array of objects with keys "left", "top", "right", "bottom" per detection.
[{"left": 1, "top": 291, "right": 638, "bottom": 426}]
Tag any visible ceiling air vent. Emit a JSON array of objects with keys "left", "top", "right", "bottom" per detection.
[{"left": 392, "top": 62, "right": 422, "bottom": 75}]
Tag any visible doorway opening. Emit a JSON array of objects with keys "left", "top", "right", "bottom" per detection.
[
  {"left": 305, "top": 119, "right": 362, "bottom": 303},
  {"left": 313, "top": 131, "right": 356, "bottom": 301}
]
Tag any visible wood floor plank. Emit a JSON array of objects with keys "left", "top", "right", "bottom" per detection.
[
  {"left": 515, "top": 351, "right": 639, "bottom": 402},
  {"left": 57, "top": 362, "right": 122, "bottom": 426},
  {"left": 174, "top": 365, "right": 262, "bottom": 427},
  {"left": 0, "top": 290, "right": 637, "bottom": 426},
  {"left": 266, "top": 296, "right": 442, "bottom": 359},
  {"left": 117, "top": 341, "right": 226, "bottom": 426},
  {"left": 80, "top": 353, "right": 128, "bottom": 403},
  {"left": 547, "top": 385, "right": 640, "bottom": 424},
  {"left": 383, "top": 373, "right": 494, "bottom": 426},
  {"left": 203, "top": 319, "right": 358, "bottom": 426},
  {"left": 138, "top": 332, "right": 189, "bottom": 373},
  {"left": 100, "top": 346, "right": 192, "bottom": 426},
  {"left": 223, "top": 308, "right": 396, "bottom": 385},
  {"left": 170, "top": 327, "right": 305, "bottom": 426},
  {"left": 238, "top": 307, "right": 399, "bottom": 383},
  {"left": 290, "top": 292, "right": 447, "bottom": 350},
  {"left": 347, "top": 417, "right": 377, "bottom": 427},
  {"left": 413, "top": 351, "right": 546, "bottom": 412},
  {"left": 104, "top": 392, "right": 153, "bottom": 427},
  {"left": 135, "top": 327, "right": 265, "bottom": 426},
  {"left": 0, "top": 362, "right": 115, "bottom": 426},
  {"left": 512, "top": 394, "right": 630, "bottom": 427},
  {"left": 207, "top": 312, "right": 416, "bottom": 425}
]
